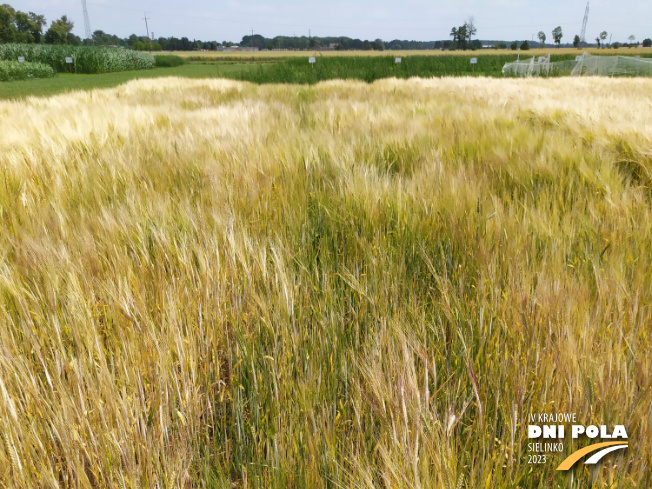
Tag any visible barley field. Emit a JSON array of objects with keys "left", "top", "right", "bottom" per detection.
[{"left": 0, "top": 76, "right": 650, "bottom": 488}]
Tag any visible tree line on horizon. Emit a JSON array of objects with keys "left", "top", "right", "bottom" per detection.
[{"left": 1, "top": 3, "right": 650, "bottom": 51}]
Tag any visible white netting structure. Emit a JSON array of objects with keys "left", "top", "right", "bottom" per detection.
[{"left": 502, "top": 53, "right": 652, "bottom": 77}]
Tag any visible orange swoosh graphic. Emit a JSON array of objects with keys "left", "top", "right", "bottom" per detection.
[{"left": 557, "top": 442, "right": 629, "bottom": 471}]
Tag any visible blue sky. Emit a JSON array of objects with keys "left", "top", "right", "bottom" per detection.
[{"left": 15, "top": 0, "right": 652, "bottom": 43}]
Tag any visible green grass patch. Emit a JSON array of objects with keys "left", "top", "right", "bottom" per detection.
[
  {"left": 232, "top": 54, "right": 582, "bottom": 83},
  {"left": 154, "top": 54, "right": 186, "bottom": 68},
  {"left": 0, "top": 63, "right": 255, "bottom": 99}
]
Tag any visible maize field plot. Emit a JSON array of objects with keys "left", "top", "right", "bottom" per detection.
[{"left": 0, "top": 44, "right": 155, "bottom": 74}]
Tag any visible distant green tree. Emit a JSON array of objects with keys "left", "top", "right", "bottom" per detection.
[
  {"left": 643, "top": 38, "right": 652, "bottom": 47},
  {"left": 510, "top": 41, "right": 518, "bottom": 50},
  {"left": 552, "top": 26, "right": 563, "bottom": 48},
  {"left": 44, "top": 15, "right": 73, "bottom": 44},
  {"left": 573, "top": 35, "right": 580, "bottom": 48},
  {"left": 0, "top": 5, "right": 16, "bottom": 43},
  {"left": 537, "top": 31, "right": 546, "bottom": 47},
  {"left": 449, "top": 27, "right": 458, "bottom": 49},
  {"left": 14, "top": 11, "right": 35, "bottom": 43},
  {"left": 138, "top": 41, "right": 162, "bottom": 51},
  {"left": 628, "top": 34, "right": 636, "bottom": 47},
  {"left": 520, "top": 40, "right": 530, "bottom": 50},
  {"left": 458, "top": 24, "right": 468, "bottom": 49},
  {"left": 67, "top": 32, "right": 82, "bottom": 45},
  {"left": 28, "top": 12, "right": 46, "bottom": 42},
  {"left": 449, "top": 23, "right": 471, "bottom": 50},
  {"left": 0, "top": 6, "right": 46, "bottom": 43},
  {"left": 599, "top": 31, "right": 608, "bottom": 48}
]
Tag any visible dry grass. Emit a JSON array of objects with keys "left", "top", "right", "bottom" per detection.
[{"left": 0, "top": 76, "right": 650, "bottom": 488}]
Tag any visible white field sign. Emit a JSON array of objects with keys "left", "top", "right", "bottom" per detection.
[
  {"left": 309, "top": 57, "right": 316, "bottom": 64},
  {"left": 65, "top": 57, "right": 73, "bottom": 64},
  {"left": 18, "top": 56, "right": 24, "bottom": 63},
  {"left": 395, "top": 58, "right": 401, "bottom": 64},
  {"left": 470, "top": 58, "right": 478, "bottom": 64}
]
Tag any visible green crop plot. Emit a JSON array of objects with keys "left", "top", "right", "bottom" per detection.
[{"left": 0, "top": 44, "right": 155, "bottom": 74}]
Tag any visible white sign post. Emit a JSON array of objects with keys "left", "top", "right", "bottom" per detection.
[
  {"left": 309, "top": 57, "right": 316, "bottom": 69},
  {"left": 470, "top": 57, "right": 477, "bottom": 72},
  {"left": 65, "top": 57, "right": 73, "bottom": 73},
  {"left": 18, "top": 57, "right": 25, "bottom": 63},
  {"left": 395, "top": 57, "right": 401, "bottom": 64}
]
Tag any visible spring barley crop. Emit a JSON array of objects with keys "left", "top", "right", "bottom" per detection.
[{"left": 0, "top": 76, "right": 650, "bottom": 488}]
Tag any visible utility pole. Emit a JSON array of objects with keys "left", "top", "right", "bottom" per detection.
[
  {"left": 81, "top": 0, "right": 92, "bottom": 43},
  {"left": 143, "top": 12, "right": 152, "bottom": 52},
  {"left": 580, "top": 2, "right": 589, "bottom": 44}
]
